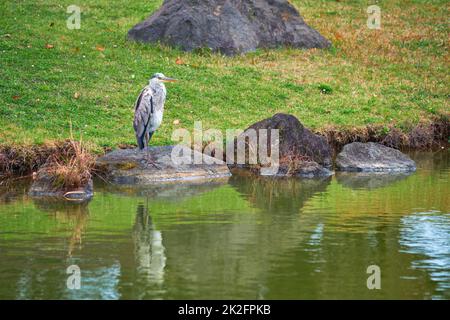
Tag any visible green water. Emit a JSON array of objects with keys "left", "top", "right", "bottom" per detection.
[{"left": 0, "top": 152, "right": 449, "bottom": 300}]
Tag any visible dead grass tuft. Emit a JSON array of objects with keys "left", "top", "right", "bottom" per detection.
[
  {"left": 381, "top": 127, "right": 409, "bottom": 149},
  {"left": 319, "top": 116, "right": 449, "bottom": 152},
  {"left": 408, "top": 124, "right": 436, "bottom": 150},
  {"left": 0, "top": 141, "right": 75, "bottom": 180},
  {"left": 279, "top": 152, "right": 314, "bottom": 176},
  {"left": 0, "top": 139, "right": 98, "bottom": 189},
  {"left": 38, "top": 139, "right": 95, "bottom": 190}
]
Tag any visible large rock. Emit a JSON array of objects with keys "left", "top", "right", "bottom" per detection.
[
  {"left": 336, "top": 142, "right": 417, "bottom": 172},
  {"left": 128, "top": 0, "right": 330, "bottom": 56},
  {"left": 97, "top": 145, "right": 231, "bottom": 185},
  {"left": 227, "top": 113, "right": 333, "bottom": 177},
  {"left": 29, "top": 173, "right": 94, "bottom": 202}
]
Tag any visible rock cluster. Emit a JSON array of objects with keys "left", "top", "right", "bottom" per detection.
[{"left": 28, "top": 115, "right": 418, "bottom": 200}]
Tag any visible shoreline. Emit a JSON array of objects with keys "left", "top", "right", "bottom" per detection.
[{"left": 1, "top": 118, "right": 449, "bottom": 181}]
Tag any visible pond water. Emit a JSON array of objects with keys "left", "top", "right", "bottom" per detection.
[{"left": 0, "top": 152, "right": 448, "bottom": 300}]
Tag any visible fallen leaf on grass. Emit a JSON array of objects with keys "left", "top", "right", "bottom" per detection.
[
  {"left": 45, "top": 43, "right": 54, "bottom": 49},
  {"left": 173, "top": 119, "right": 180, "bottom": 125},
  {"left": 95, "top": 45, "right": 105, "bottom": 52},
  {"left": 12, "top": 95, "right": 21, "bottom": 100},
  {"left": 175, "top": 57, "right": 184, "bottom": 65}
]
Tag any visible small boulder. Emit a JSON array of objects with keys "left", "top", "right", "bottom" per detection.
[
  {"left": 336, "top": 142, "right": 416, "bottom": 172},
  {"left": 29, "top": 172, "right": 93, "bottom": 202},
  {"left": 227, "top": 113, "right": 333, "bottom": 177}
]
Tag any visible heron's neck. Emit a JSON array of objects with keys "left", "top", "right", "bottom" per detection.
[{"left": 150, "top": 79, "right": 166, "bottom": 92}]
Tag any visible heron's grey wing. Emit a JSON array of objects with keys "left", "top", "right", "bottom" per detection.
[
  {"left": 134, "top": 87, "right": 145, "bottom": 111},
  {"left": 133, "top": 86, "right": 153, "bottom": 139}
]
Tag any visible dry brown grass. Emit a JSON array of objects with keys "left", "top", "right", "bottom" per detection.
[
  {"left": 279, "top": 153, "right": 314, "bottom": 176},
  {"left": 0, "top": 139, "right": 97, "bottom": 190},
  {"left": 318, "top": 115, "right": 449, "bottom": 152},
  {"left": 0, "top": 141, "right": 74, "bottom": 180},
  {"left": 38, "top": 139, "right": 95, "bottom": 190}
]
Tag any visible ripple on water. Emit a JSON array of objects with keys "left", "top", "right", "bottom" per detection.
[{"left": 400, "top": 211, "right": 450, "bottom": 297}]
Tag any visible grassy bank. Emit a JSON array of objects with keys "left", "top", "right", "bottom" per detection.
[{"left": 0, "top": 0, "right": 449, "bottom": 153}]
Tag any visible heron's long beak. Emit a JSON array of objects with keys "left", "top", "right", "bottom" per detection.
[{"left": 161, "top": 77, "right": 178, "bottom": 83}]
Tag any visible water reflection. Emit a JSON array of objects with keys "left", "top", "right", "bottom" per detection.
[
  {"left": 67, "top": 262, "right": 121, "bottom": 300},
  {"left": 400, "top": 211, "right": 450, "bottom": 299},
  {"left": 0, "top": 179, "right": 30, "bottom": 204},
  {"left": 29, "top": 199, "right": 122, "bottom": 299},
  {"left": 0, "top": 152, "right": 448, "bottom": 299},
  {"left": 99, "top": 178, "right": 228, "bottom": 202},
  {"left": 229, "top": 174, "right": 331, "bottom": 214},
  {"left": 336, "top": 172, "right": 412, "bottom": 190},
  {"left": 159, "top": 175, "right": 331, "bottom": 299},
  {"left": 410, "top": 150, "right": 449, "bottom": 171},
  {"left": 33, "top": 198, "right": 90, "bottom": 257},
  {"left": 132, "top": 202, "right": 166, "bottom": 292}
]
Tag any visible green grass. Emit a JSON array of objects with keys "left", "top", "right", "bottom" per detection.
[{"left": 0, "top": 0, "right": 448, "bottom": 152}]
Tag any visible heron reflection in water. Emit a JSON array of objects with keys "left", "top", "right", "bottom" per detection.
[{"left": 133, "top": 202, "right": 166, "bottom": 287}]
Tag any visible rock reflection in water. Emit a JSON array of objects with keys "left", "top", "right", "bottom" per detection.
[
  {"left": 97, "top": 178, "right": 229, "bottom": 202},
  {"left": 336, "top": 172, "right": 412, "bottom": 190},
  {"left": 33, "top": 198, "right": 90, "bottom": 257},
  {"left": 0, "top": 179, "right": 31, "bottom": 204},
  {"left": 160, "top": 175, "right": 331, "bottom": 299},
  {"left": 229, "top": 174, "right": 331, "bottom": 214}
]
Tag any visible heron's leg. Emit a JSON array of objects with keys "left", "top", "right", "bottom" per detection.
[
  {"left": 141, "top": 131, "right": 150, "bottom": 164},
  {"left": 145, "top": 131, "right": 159, "bottom": 169},
  {"left": 145, "top": 132, "right": 151, "bottom": 164},
  {"left": 147, "top": 131, "right": 154, "bottom": 162},
  {"left": 144, "top": 132, "right": 150, "bottom": 148}
]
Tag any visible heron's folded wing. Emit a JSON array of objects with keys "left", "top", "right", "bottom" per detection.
[
  {"left": 133, "top": 86, "right": 153, "bottom": 138},
  {"left": 134, "top": 87, "right": 146, "bottom": 111}
]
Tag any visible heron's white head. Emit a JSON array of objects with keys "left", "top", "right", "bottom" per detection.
[{"left": 150, "top": 73, "right": 178, "bottom": 84}]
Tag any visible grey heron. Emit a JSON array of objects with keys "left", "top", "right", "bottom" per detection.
[{"left": 133, "top": 73, "right": 177, "bottom": 153}]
